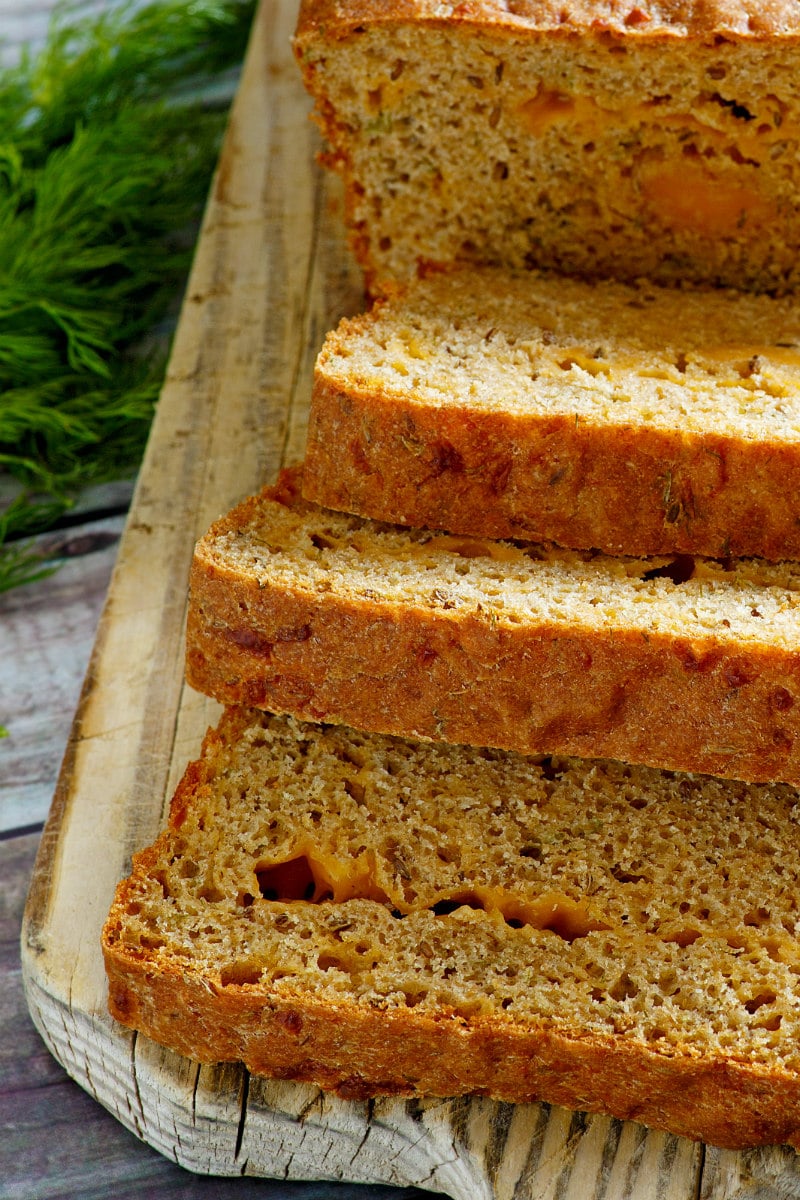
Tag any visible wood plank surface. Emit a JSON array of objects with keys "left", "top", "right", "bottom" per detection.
[
  {"left": 0, "top": 508, "right": 127, "bottom": 833},
  {"left": 14, "top": 0, "right": 800, "bottom": 1196}
]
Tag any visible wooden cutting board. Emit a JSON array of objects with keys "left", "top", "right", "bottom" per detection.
[{"left": 19, "top": 2, "right": 800, "bottom": 1195}]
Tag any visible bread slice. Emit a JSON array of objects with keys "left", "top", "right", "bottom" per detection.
[
  {"left": 186, "top": 467, "right": 800, "bottom": 786},
  {"left": 304, "top": 266, "right": 800, "bottom": 562},
  {"left": 294, "top": 1, "right": 800, "bottom": 293},
  {"left": 103, "top": 705, "right": 800, "bottom": 1150}
]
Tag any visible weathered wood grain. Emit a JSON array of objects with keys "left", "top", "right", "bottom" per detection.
[
  {"left": 0, "top": 514, "right": 125, "bottom": 832},
  {"left": 15, "top": 0, "right": 800, "bottom": 1195}
]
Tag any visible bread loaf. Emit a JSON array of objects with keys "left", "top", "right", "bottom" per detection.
[
  {"left": 103, "top": 706, "right": 800, "bottom": 1150},
  {"left": 293, "top": 1, "right": 800, "bottom": 293},
  {"left": 304, "top": 265, "right": 800, "bottom": 561},
  {"left": 186, "top": 467, "right": 800, "bottom": 786}
]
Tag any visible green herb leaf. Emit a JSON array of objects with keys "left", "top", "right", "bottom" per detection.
[{"left": 0, "top": 0, "right": 256, "bottom": 587}]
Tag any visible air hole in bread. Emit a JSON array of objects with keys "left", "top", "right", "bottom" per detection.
[
  {"left": 442, "top": 537, "right": 500, "bottom": 559},
  {"left": 257, "top": 851, "right": 393, "bottom": 907},
  {"left": 536, "top": 756, "right": 563, "bottom": 781},
  {"left": 432, "top": 893, "right": 483, "bottom": 916},
  {"left": 744, "top": 907, "right": 772, "bottom": 927},
  {"left": 310, "top": 531, "right": 338, "bottom": 551},
  {"left": 198, "top": 884, "right": 225, "bottom": 903},
  {"left": 403, "top": 990, "right": 426, "bottom": 1007},
  {"left": 663, "top": 928, "right": 701, "bottom": 947},
  {"left": 253, "top": 852, "right": 609, "bottom": 942},
  {"left": 611, "top": 864, "right": 648, "bottom": 884},
  {"left": 220, "top": 960, "right": 263, "bottom": 987},
  {"left": 431, "top": 889, "right": 610, "bottom": 941},
  {"left": 257, "top": 856, "right": 318, "bottom": 902},
  {"left": 317, "top": 954, "right": 349, "bottom": 973},
  {"left": 641, "top": 554, "right": 696, "bottom": 585},
  {"left": 139, "top": 934, "right": 166, "bottom": 950},
  {"left": 344, "top": 778, "right": 366, "bottom": 804},
  {"left": 744, "top": 990, "right": 777, "bottom": 1013},
  {"left": 152, "top": 869, "right": 170, "bottom": 899},
  {"left": 609, "top": 973, "right": 638, "bottom": 1002}
]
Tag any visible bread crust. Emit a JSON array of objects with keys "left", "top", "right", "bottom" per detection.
[
  {"left": 295, "top": 0, "right": 800, "bottom": 41},
  {"left": 102, "top": 947, "right": 800, "bottom": 1151},
  {"left": 304, "top": 373, "right": 800, "bottom": 563},
  {"left": 102, "top": 710, "right": 800, "bottom": 1151},
  {"left": 186, "top": 469, "right": 800, "bottom": 785}
]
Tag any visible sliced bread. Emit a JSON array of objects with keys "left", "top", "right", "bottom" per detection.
[
  {"left": 103, "top": 705, "right": 800, "bottom": 1150},
  {"left": 294, "top": 1, "right": 800, "bottom": 293},
  {"left": 186, "top": 467, "right": 800, "bottom": 785},
  {"left": 304, "top": 266, "right": 800, "bottom": 562}
]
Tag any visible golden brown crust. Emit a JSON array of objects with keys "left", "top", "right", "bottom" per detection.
[
  {"left": 185, "top": 469, "right": 800, "bottom": 785},
  {"left": 294, "top": 0, "right": 800, "bottom": 41},
  {"left": 302, "top": 270, "right": 800, "bottom": 565},
  {"left": 102, "top": 947, "right": 800, "bottom": 1150},
  {"left": 304, "top": 374, "right": 800, "bottom": 563},
  {"left": 102, "top": 706, "right": 800, "bottom": 1148}
]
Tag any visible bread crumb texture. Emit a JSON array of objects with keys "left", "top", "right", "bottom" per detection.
[
  {"left": 294, "top": 2, "right": 800, "bottom": 290},
  {"left": 104, "top": 708, "right": 800, "bottom": 1147},
  {"left": 196, "top": 470, "right": 800, "bottom": 648},
  {"left": 315, "top": 269, "right": 800, "bottom": 436},
  {"left": 186, "top": 468, "right": 800, "bottom": 785},
  {"left": 305, "top": 267, "right": 800, "bottom": 560}
]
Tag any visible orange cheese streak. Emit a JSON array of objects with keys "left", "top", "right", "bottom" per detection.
[
  {"left": 518, "top": 88, "right": 780, "bottom": 235},
  {"left": 639, "top": 165, "right": 775, "bottom": 236}
]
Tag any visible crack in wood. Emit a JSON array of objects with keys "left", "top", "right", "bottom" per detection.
[
  {"left": 233, "top": 1068, "right": 250, "bottom": 1162},
  {"left": 693, "top": 1143, "right": 706, "bottom": 1200},
  {"left": 189, "top": 1058, "right": 201, "bottom": 1128},
  {"left": 128, "top": 1031, "right": 145, "bottom": 1138},
  {"left": 296, "top": 1086, "right": 326, "bottom": 1124}
]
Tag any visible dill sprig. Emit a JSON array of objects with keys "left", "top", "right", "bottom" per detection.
[{"left": 0, "top": 0, "right": 256, "bottom": 592}]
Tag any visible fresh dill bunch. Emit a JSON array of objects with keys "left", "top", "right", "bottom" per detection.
[{"left": 0, "top": 0, "right": 256, "bottom": 592}]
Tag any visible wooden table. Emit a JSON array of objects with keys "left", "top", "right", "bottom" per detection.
[{"left": 5, "top": 2, "right": 800, "bottom": 1197}]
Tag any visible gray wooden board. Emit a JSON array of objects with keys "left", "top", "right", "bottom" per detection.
[
  {"left": 0, "top": 513, "right": 126, "bottom": 832},
  {"left": 14, "top": 0, "right": 800, "bottom": 1195}
]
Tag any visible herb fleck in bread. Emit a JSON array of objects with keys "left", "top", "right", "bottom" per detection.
[
  {"left": 294, "top": 1, "right": 800, "bottom": 293},
  {"left": 186, "top": 467, "right": 800, "bottom": 786},
  {"left": 103, "top": 706, "right": 800, "bottom": 1150},
  {"left": 304, "top": 266, "right": 800, "bottom": 562}
]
